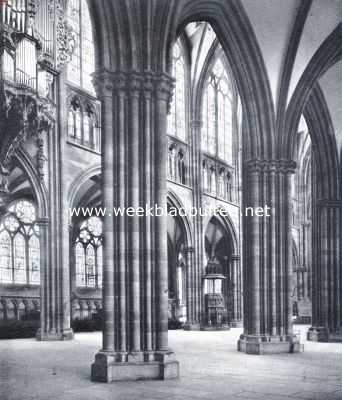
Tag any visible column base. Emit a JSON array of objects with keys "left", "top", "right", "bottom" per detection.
[
  {"left": 229, "top": 320, "right": 243, "bottom": 328},
  {"left": 91, "top": 350, "right": 179, "bottom": 382},
  {"left": 307, "top": 327, "right": 342, "bottom": 342},
  {"left": 200, "top": 325, "right": 230, "bottom": 331},
  {"left": 307, "top": 327, "right": 329, "bottom": 342},
  {"left": 183, "top": 323, "right": 201, "bottom": 331},
  {"left": 237, "top": 334, "right": 302, "bottom": 354},
  {"left": 36, "top": 328, "right": 74, "bottom": 341}
]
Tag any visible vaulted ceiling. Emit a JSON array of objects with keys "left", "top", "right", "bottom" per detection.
[
  {"left": 241, "top": 0, "right": 342, "bottom": 157},
  {"left": 180, "top": 0, "right": 342, "bottom": 160}
]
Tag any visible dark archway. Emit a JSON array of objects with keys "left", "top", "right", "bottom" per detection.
[{"left": 204, "top": 215, "right": 241, "bottom": 326}]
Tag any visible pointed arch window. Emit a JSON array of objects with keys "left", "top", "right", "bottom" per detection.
[
  {"left": 68, "top": 97, "right": 100, "bottom": 151},
  {"left": 202, "top": 58, "right": 233, "bottom": 164},
  {"left": 0, "top": 200, "right": 40, "bottom": 285},
  {"left": 74, "top": 216, "right": 103, "bottom": 288},
  {"left": 67, "top": 0, "right": 95, "bottom": 94},
  {"left": 168, "top": 40, "right": 187, "bottom": 141}
]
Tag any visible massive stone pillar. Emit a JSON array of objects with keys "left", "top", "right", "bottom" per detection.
[
  {"left": 238, "top": 160, "right": 301, "bottom": 354},
  {"left": 90, "top": 71, "right": 179, "bottom": 382},
  {"left": 307, "top": 200, "right": 342, "bottom": 342},
  {"left": 37, "top": 71, "right": 73, "bottom": 341},
  {"left": 183, "top": 120, "right": 204, "bottom": 330}
]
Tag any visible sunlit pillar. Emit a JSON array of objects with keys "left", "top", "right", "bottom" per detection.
[
  {"left": 238, "top": 160, "right": 301, "bottom": 354},
  {"left": 91, "top": 71, "right": 179, "bottom": 382}
]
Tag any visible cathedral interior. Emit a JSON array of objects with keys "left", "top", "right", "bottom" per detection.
[{"left": 0, "top": 0, "right": 342, "bottom": 399}]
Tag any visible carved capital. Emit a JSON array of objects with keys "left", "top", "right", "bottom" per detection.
[
  {"left": 126, "top": 71, "right": 143, "bottom": 96},
  {"left": 92, "top": 70, "right": 125, "bottom": 98},
  {"left": 244, "top": 159, "right": 297, "bottom": 174},
  {"left": 153, "top": 73, "right": 174, "bottom": 103}
]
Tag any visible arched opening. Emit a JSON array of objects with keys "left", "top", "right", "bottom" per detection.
[
  {"left": 291, "top": 116, "right": 312, "bottom": 325},
  {"left": 0, "top": 158, "right": 42, "bottom": 338},
  {"left": 167, "top": 198, "right": 191, "bottom": 328},
  {"left": 68, "top": 171, "right": 103, "bottom": 332},
  {"left": 203, "top": 216, "right": 241, "bottom": 328}
]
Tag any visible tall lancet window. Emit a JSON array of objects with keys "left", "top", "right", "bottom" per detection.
[
  {"left": 74, "top": 216, "right": 103, "bottom": 288},
  {"left": 0, "top": 200, "right": 40, "bottom": 285},
  {"left": 167, "top": 40, "right": 187, "bottom": 141},
  {"left": 67, "top": 0, "right": 96, "bottom": 94},
  {"left": 202, "top": 58, "right": 233, "bottom": 164}
]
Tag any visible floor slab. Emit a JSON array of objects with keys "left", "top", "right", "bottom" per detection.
[{"left": 1, "top": 325, "right": 342, "bottom": 400}]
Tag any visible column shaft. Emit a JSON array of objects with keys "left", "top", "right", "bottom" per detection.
[
  {"left": 308, "top": 201, "right": 342, "bottom": 342},
  {"left": 91, "top": 71, "right": 179, "bottom": 382},
  {"left": 238, "top": 160, "right": 300, "bottom": 354}
]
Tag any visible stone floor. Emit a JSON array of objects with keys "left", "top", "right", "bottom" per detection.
[{"left": 1, "top": 325, "right": 342, "bottom": 400}]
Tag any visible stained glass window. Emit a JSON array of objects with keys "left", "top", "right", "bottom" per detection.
[
  {"left": 0, "top": 200, "right": 40, "bottom": 285},
  {"left": 168, "top": 40, "right": 187, "bottom": 141},
  {"left": 74, "top": 216, "right": 103, "bottom": 288},
  {"left": 75, "top": 242, "right": 86, "bottom": 287},
  {"left": 202, "top": 58, "right": 233, "bottom": 164},
  {"left": 86, "top": 244, "right": 95, "bottom": 287},
  {"left": 67, "top": 0, "right": 95, "bottom": 94},
  {"left": 14, "top": 234, "right": 26, "bottom": 284},
  {"left": 29, "top": 236, "right": 40, "bottom": 284},
  {"left": 0, "top": 231, "right": 12, "bottom": 283}
]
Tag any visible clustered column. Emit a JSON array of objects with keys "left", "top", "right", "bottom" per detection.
[
  {"left": 308, "top": 200, "right": 342, "bottom": 341},
  {"left": 184, "top": 246, "right": 197, "bottom": 328},
  {"left": 230, "top": 254, "right": 242, "bottom": 327},
  {"left": 184, "top": 120, "right": 204, "bottom": 330},
  {"left": 91, "top": 71, "right": 179, "bottom": 382},
  {"left": 238, "top": 159, "right": 301, "bottom": 354},
  {"left": 37, "top": 72, "right": 73, "bottom": 341}
]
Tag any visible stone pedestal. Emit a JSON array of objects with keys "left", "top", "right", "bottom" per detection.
[
  {"left": 230, "top": 320, "right": 243, "bottom": 328},
  {"left": 238, "top": 334, "right": 302, "bottom": 354},
  {"left": 36, "top": 328, "right": 74, "bottom": 341},
  {"left": 307, "top": 327, "right": 329, "bottom": 342},
  {"left": 201, "top": 325, "right": 230, "bottom": 331},
  {"left": 91, "top": 351, "right": 179, "bottom": 382},
  {"left": 183, "top": 323, "right": 201, "bottom": 331}
]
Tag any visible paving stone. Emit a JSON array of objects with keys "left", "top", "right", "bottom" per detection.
[{"left": 1, "top": 326, "right": 342, "bottom": 400}]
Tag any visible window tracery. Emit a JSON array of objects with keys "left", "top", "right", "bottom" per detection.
[
  {"left": 67, "top": 96, "right": 100, "bottom": 151},
  {"left": 202, "top": 157, "right": 234, "bottom": 202},
  {"left": 168, "top": 40, "right": 186, "bottom": 141},
  {"left": 0, "top": 200, "right": 40, "bottom": 285},
  {"left": 74, "top": 216, "right": 103, "bottom": 288},
  {"left": 167, "top": 141, "right": 188, "bottom": 186},
  {"left": 67, "top": 0, "right": 96, "bottom": 94},
  {"left": 202, "top": 58, "right": 233, "bottom": 164}
]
